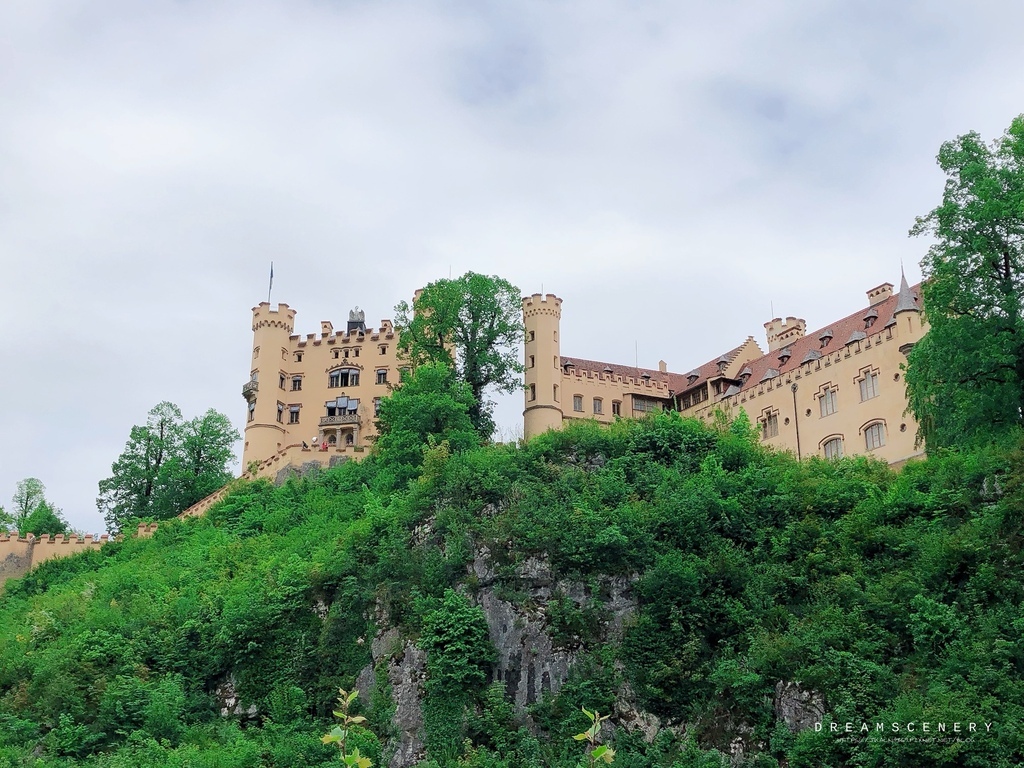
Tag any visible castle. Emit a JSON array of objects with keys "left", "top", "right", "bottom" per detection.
[
  {"left": 522, "top": 272, "right": 927, "bottom": 465},
  {"left": 240, "top": 302, "right": 408, "bottom": 480},
  {"left": 2, "top": 274, "right": 927, "bottom": 587},
  {"left": 241, "top": 271, "right": 926, "bottom": 480}
]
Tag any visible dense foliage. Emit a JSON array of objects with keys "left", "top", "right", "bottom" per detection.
[
  {"left": 96, "top": 402, "right": 239, "bottom": 531},
  {"left": 393, "top": 272, "right": 524, "bottom": 436},
  {"left": 2, "top": 412, "right": 1023, "bottom": 766},
  {"left": 907, "top": 114, "right": 1024, "bottom": 448}
]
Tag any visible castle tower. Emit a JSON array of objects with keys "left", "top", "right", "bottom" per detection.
[
  {"left": 522, "top": 294, "right": 563, "bottom": 439},
  {"left": 242, "top": 302, "right": 297, "bottom": 468}
]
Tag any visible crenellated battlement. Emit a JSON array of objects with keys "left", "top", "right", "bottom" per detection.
[
  {"left": 522, "top": 293, "right": 563, "bottom": 317},
  {"left": 252, "top": 302, "right": 296, "bottom": 333},
  {"left": 291, "top": 324, "right": 396, "bottom": 346},
  {"left": 1, "top": 524, "right": 156, "bottom": 589},
  {"left": 561, "top": 365, "right": 671, "bottom": 393}
]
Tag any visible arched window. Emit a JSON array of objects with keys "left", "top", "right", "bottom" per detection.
[
  {"left": 864, "top": 422, "right": 886, "bottom": 450},
  {"left": 822, "top": 436, "right": 843, "bottom": 459}
]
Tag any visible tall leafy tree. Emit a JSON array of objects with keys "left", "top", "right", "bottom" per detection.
[
  {"left": 906, "top": 115, "right": 1024, "bottom": 448},
  {"left": 394, "top": 272, "right": 524, "bottom": 436},
  {"left": 11, "top": 478, "right": 46, "bottom": 531},
  {"left": 157, "top": 409, "right": 239, "bottom": 515},
  {"left": 6, "top": 478, "right": 68, "bottom": 535},
  {"left": 97, "top": 402, "right": 238, "bottom": 531},
  {"left": 373, "top": 362, "right": 480, "bottom": 479}
]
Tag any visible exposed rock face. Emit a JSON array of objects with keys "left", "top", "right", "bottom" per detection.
[
  {"left": 353, "top": 624, "right": 427, "bottom": 768},
  {"left": 774, "top": 681, "right": 825, "bottom": 733},
  {"left": 213, "top": 674, "right": 258, "bottom": 719},
  {"left": 473, "top": 549, "right": 575, "bottom": 709},
  {"left": 387, "top": 643, "right": 427, "bottom": 768}
]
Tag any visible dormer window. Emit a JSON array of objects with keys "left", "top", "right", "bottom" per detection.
[
  {"left": 738, "top": 366, "right": 753, "bottom": 381},
  {"left": 686, "top": 370, "right": 700, "bottom": 384},
  {"left": 819, "top": 329, "right": 833, "bottom": 348},
  {"left": 864, "top": 309, "right": 878, "bottom": 329},
  {"left": 778, "top": 347, "right": 792, "bottom": 364}
]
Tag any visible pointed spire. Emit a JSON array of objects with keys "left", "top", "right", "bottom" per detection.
[{"left": 893, "top": 268, "right": 919, "bottom": 315}]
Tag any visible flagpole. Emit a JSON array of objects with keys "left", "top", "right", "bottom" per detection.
[{"left": 268, "top": 262, "right": 274, "bottom": 305}]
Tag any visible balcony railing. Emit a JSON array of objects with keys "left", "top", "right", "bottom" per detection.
[
  {"left": 242, "top": 381, "right": 258, "bottom": 399},
  {"left": 320, "top": 413, "right": 360, "bottom": 426}
]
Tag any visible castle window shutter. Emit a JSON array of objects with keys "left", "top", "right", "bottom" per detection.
[
  {"left": 336, "top": 397, "right": 349, "bottom": 409},
  {"left": 348, "top": 398, "right": 359, "bottom": 411}
]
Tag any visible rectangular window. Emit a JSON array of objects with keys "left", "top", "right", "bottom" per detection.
[
  {"left": 593, "top": 398, "right": 603, "bottom": 415},
  {"left": 376, "top": 369, "right": 388, "bottom": 385},
  {"left": 379, "top": 345, "right": 388, "bottom": 355},
  {"left": 528, "top": 355, "right": 535, "bottom": 368},
  {"left": 291, "top": 376, "right": 302, "bottom": 391},
  {"left": 279, "top": 374, "right": 285, "bottom": 389},
  {"left": 528, "top": 384, "right": 536, "bottom": 402},
  {"left": 373, "top": 397, "right": 381, "bottom": 417},
  {"left": 247, "top": 401, "right": 256, "bottom": 422},
  {"left": 553, "top": 384, "right": 559, "bottom": 402},
  {"left": 288, "top": 406, "right": 300, "bottom": 424},
  {"left": 527, "top": 331, "right": 535, "bottom": 342},
  {"left": 865, "top": 422, "right": 886, "bottom": 450},
  {"left": 294, "top": 351, "right": 303, "bottom": 363},
  {"left": 573, "top": 395, "right": 583, "bottom": 412},
  {"left": 329, "top": 370, "right": 359, "bottom": 388},
  {"left": 276, "top": 402, "right": 284, "bottom": 423},
  {"left": 859, "top": 371, "right": 879, "bottom": 401},
  {"left": 632, "top": 397, "right": 660, "bottom": 414},
  {"left": 819, "top": 387, "right": 838, "bottom": 417},
  {"left": 763, "top": 412, "right": 779, "bottom": 439},
  {"left": 612, "top": 400, "right": 621, "bottom": 416}
]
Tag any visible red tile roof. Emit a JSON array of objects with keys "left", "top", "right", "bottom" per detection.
[
  {"left": 561, "top": 338, "right": 756, "bottom": 397},
  {"left": 726, "top": 282, "right": 921, "bottom": 397}
]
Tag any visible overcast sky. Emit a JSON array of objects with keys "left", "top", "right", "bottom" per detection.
[{"left": 2, "top": 1, "right": 1022, "bottom": 533}]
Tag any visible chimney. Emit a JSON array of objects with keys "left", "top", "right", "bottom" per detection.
[
  {"left": 658, "top": 360, "right": 667, "bottom": 373},
  {"left": 867, "top": 283, "right": 894, "bottom": 306}
]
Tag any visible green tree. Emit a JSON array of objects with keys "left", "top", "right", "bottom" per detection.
[
  {"left": 21, "top": 500, "right": 69, "bottom": 537},
  {"left": 97, "top": 402, "right": 238, "bottom": 531},
  {"left": 394, "top": 272, "right": 524, "bottom": 436},
  {"left": 373, "top": 363, "right": 479, "bottom": 479},
  {"left": 907, "top": 115, "right": 1024, "bottom": 448},
  {"left": 156, "top": 409, "right": 239, "bottom": 515},
  {"left": 6, "top": 479, "right": 69, "bottom": 535},
  {"left": 11, "top": 478, "right": 46, "bottom": 531}
]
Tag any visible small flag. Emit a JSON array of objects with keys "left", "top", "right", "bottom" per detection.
[{"left": 268, "top": 262, "right": 274, "bottom": 303}]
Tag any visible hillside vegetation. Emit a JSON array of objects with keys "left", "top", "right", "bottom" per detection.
[{"left": 2, "top": 413, "right": 1023, "bottom": 767}]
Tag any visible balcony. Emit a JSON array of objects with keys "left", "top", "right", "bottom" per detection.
[
  {"left": 320, "top": 413, "right": 360, "bottom": 426},
  {"left": 242, "top": 381, "right": 258, "bottom": 400}
]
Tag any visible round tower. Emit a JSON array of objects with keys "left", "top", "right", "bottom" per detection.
[
  {"left": 243, "top": 302, "right": 296, "bottom": 468},
  {"left": 522, "top": 293, "right": 563, "bottom": 439}
]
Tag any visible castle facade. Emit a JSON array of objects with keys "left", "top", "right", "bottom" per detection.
[
  {"left": 241, "top": 302, "right": 407, "bottom": 478},
  {"left": 523, "top": 274, "right": 927, "bottom": 465}
]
